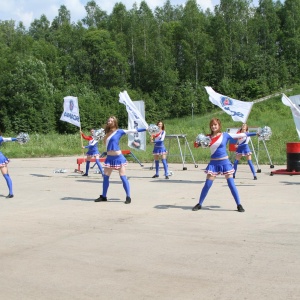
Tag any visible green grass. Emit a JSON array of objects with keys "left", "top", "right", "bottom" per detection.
[{"left": 2, "top": 88, "right": 300, "bottom": 165}]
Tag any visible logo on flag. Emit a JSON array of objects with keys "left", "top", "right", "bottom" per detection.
[
  {"left": 60, "top": 96, "right": 81, "bottom": 127},
  {"left": 221, "top": 97, "right": 233, "bottom": 107},
  {"left": 119, "top": 91, "right": 148, "bottom": 151},
  {"left": 69, "top": 100, "right": 74, "bottom": 111}
]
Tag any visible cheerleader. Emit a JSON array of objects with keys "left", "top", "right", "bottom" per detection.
[
  {"left": 81, "top": 128, "right": 104, "bottom": 176},
  {"left": 0, "top": 134, "right": 18, "bottom": 198},
  {"left": 192, "top": 118, "right": 257, "bottom": 212},
  {"left": 233, "top": 123, "right": 257, "bottom": 180},
  {"left": 151, "top": 121, "right": 169, "bottom": 179},
  {"left": 94, "top": 116, "right": 148, "bottom": 204}
]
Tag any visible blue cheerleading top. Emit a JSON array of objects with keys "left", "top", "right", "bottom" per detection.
[
  {"left": 84, "top": 139, "right": 101, "bottom": 156},
  {"left": 152, "top": 130, "right": 166, "bottom": 147},
  {"left": 209, "top": 132, "right": 256, "bottom": 159},
  {"left": 0, "top": 136, "right": 17, "bottom": 166}
]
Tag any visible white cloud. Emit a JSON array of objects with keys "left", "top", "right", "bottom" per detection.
[
  {"left": 65, "top": 0, "right": 86, "bottom": 20},
  {"left": 15, "top": 9, "right": 34, "bottom": 26}
]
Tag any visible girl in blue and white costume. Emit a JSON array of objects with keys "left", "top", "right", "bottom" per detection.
[
  {"left": 233, "top": 123, "right": 257, "bottom": 180},
  {"left": 95, "top": 116, "right": 148, "bottom": 204},
  {"left": 192, "top": 118, "right": 257, "bottom": 213},
  {"left": 0, "top": 134, "right": 18, "bottom": 198},
  {"left": 81, "top": 129, "right": 104, "bottom": 176},
  {"left": 151, "top": 120, "right": 169, "bottom": 179}
]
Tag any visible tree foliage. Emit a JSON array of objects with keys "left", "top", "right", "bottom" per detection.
[{"left": 0, "top": 0, "right": 297, "bottom": 133}]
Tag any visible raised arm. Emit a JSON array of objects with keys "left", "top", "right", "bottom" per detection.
[
  {"left": 80, "top": 131, "right": 93, "bottom": 141},
  {"left": 82, "top": 139, "right": 98, "bottom": 149},
  {"left": 2, "top": 137, "right": 17, "bottom": 142},
  {"left": 228, "top": 132, "right": 257, "bottom": 139},
  {"left": 123, "top": 128, "right": 147, "bottom": 135}
]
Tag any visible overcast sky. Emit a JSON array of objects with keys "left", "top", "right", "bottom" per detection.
[{"left": 0, "top": 0, "right": 282, "bottom": 28}]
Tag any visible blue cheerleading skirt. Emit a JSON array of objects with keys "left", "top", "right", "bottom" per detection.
[
  {"left": 86, "top": 149, "right": 100, "bottom": 156},
  {"left": 0, "top": 151, "right": 9, "bottom": 167},
  {"left": 235, "top": 144, "right": 252, "bottom": 156},
  {"left": 205, "top": 159, "right": 234, "bottom": 176},
  {"left": 152, "top": 145, "right": 168, "bottom": 155},
  {"left": 104, "top": 154, "right": 127, "bottom": 169}
]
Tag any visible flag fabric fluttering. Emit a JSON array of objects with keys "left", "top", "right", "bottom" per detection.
[
  {"left": 119, "top": 91, "right": 148, "bottom": 128},
  {"left": 60, "top": 96, "right": 81, "bottom": 127},
  {"left": 282, "top": 93, "right": 300, "bottom": 139},
  {"left": 205, "top": 86, "right": 253, "bottom": 123},
  {"left": 119, "top": 91, "right": 148, "bottom": 151},
  {"left": 128, "top": 101, "right": 147, "bottom": 151}
]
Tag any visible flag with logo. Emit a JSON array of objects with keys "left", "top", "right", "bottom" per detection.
[
  {"left": 119, "top": 91, "right": 148, "bottom": 151},
  {"left": 282, "top": 93, "right": 300, "bottom": 139},
  {"left": 205, "top": 87, "right": 253, "bottom": 123},
  {"left": 60, "top": 96, "right": 81, "bottom": 127}
]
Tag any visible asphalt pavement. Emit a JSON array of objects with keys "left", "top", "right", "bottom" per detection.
[{"left": 0, "top": 156, "right": 299, "bottom": 300}]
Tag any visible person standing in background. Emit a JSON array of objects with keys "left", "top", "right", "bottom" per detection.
[
  {"left": 81, "top": 128, "right": 104, "bottom": 176},
  {"left": 233, "top": 123, "right": 257, "bottom": 180},
  {"left": 151, "top": 121, "right": 169, "bottom": 179},
  {"left": 0, "top": 133, "right": 18, "bottom": 198}
]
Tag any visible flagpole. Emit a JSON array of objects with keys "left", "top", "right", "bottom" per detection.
[
  {"left": 79, "top": 126, "right": 86, "bottom": 166},
  {"left": 60, "top": 95, "right": 86, "bottom": 172}
]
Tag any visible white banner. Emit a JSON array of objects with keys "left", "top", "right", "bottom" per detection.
[
  {"left": 119, "top": 91, "right": 148, "bottom": 128},
  {"left": 60, "top": 96, "right": 81, "bottom": 127},
  {"left": 127, "top": 101, "right": 147, "bottom": 151},
  {"left": 205, "top": 86, "right": 253, "bottom": 123},
  {"left": 119, "top": 91, "right": 148, "bottom": 151},
  {"left": 282, "top": 93, "right": 300, "bottom": 139}
]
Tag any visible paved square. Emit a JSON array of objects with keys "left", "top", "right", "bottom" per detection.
[{"left": 0, "top": 157, "right": 299, "bottom": 299}]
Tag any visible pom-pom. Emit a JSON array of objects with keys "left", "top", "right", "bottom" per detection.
[
  {"left": 93, "top": 128, "right": 105, "bottom": 141},
  {"left": 257, "top": 126, "right": 272, "bottom": 141},
  {"left": 195, "top": 134, "right": 211, "bottom": 148},
  {"left": 148, "top": 124, "right": 160, "bottom": 135},
  {"left": 16, "top": 132, "right": 30, "bottom": 144}
]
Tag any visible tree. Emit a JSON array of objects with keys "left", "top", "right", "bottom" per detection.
[
  {"left": 82, "top": 28, "right": 129, "bottom": 89},
  {"left": 280, "top": 0, "right": 300, "bottom": 82},
  {"left": 249, "top": 0, "right": 282, "bottom": 93},
  {"left": 82, "top": 1, "right": 108, "bottom": 29},
  {"left": 51, "top": 5, "right": 71, "bottom": 29},
  {"left": 29, "top": 15, "right": 51, "bottom": 41},
  {"left": 178, "top": 0, "right": 213, "bottom": 87},
  {"left": 3, "top": 57, "right": 55, "bottom": 133}
]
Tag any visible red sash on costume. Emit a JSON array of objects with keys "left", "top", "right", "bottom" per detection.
[{"left": 210, "top": 134, "right": 221, "bottom": 146}]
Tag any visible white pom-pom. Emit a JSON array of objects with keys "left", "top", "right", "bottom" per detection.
[
  {"left": 93, "top": 128, "right": 105, "bottom": 141},
  {"left": 148, "top": 124, "right": 160, "bottom": 134},
  {"left": 257, "top": 126, "right": 272, "bottom": 141},
  {"left": 16, "top": 132, "right": 30, "bottom": 144},
  {"left": 195, "top": 134, "right": 211, "bottom": 148}
]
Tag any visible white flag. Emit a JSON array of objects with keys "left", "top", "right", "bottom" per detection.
[
  {"left": 60, "top": 96, "right": 81, "bottom": 127},
  {"left": 282, "top": 93, "right": 300, "bottom": 139},
  {"left": 119, "top": 91, "right": 148, "bottom": 128},
  {"left": 205, "top": 86, "right": 253, "bottom": 123},
  {"left": 128, "top": 101, "right": 147, "bottom": 151},
  {"left": 119, "top": 91, "right": 148, "bottom": 151}
]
